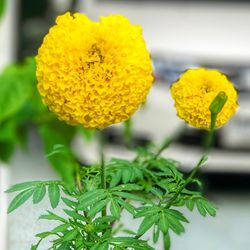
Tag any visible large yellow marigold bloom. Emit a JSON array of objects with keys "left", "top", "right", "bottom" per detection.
[
  {"left": 171, "top": 68, "right": 238, "bottom": 130},
  {"left": 36, "top": 12, "right": 153, "bottom": 129}
]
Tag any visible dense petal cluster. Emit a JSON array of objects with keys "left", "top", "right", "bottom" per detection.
[
  {"left": 171, "top": 68, "right": 238, "bottom": 130},
  {"left": 36, "top": 12, "right": 153, "bottom": 129}
]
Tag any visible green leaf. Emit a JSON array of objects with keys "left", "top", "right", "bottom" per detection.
[
  {"left": 137, "top": 215, "right": 159, "bottom": 235},
  {"left": 122, "top": 168, "right": 132, "bottom": 183},
  {"left": 109, "top": 171, "right": 122, "bottom": 188},
  {"left": 35, "top": 231, "right": 51, "bottom": 239},
  {"left": 150, "top": 187, "right": 163, "bottom": 199},
  {"left": 8, "top": 188, "right": 34, "bottom": 213},
  {"left": 135, "top": 206, "right": 159, "bottom": 218},
  {"left": 201, "top": 200, "right": 217, "bottom": 217},
  {"left": 163, "top": 232, "right": 171, "bottom": 250},
  {"left": 58, "top": 241, "right": 71, "bottom": 250},
  {"left": 0, "top": 64, "right": 33, "bottom": 121},
  {"left": 52, "top": 224, "right": 70, "bottom": 233},
  {"left": 88, "top": 199, "right": 108, "bottom": 218},
  {"left": 113, "top": 191, "right": 152, "bottom": 204},
  {"left": 111, "top": 184, "right": 143, "bottom": 192},
  {"left": 63, "top": 229, "right": 78, "bottom": 241},
  {"left": 33, "top": 185, "right": 46, "bottom": 204},
  {"left": 110, "top": 198, "right": 121, "bottom": 219},
  {"left": 196, "top": 199, "right": 207, "bottom": 217},
  {"left": 167, "top": 213, "right": 185, "bottom": 235},
  {"left": 5, "top": 181, "right": 42, "bottom": 193},
  {"left": 186, "top": 199, "right": 195, "bottom": 211},
  {"left": 158, "top": 213, "right": 169, "bottom": 234},
  {"left": 165, "top": 209, "right": 188, "bottom": 223},
  {"left": 62, "top": 197, "right": 78, "bottom": 208},
  {"left": 39, "top": 211, "right": 67, "bottom": 223},
  {"left": 153, "top": 224, "right": 160, "bottom": 244},
  {"left": 39, "top": 125, "right": 75, "bottom": 189},
  {"left": 116, "top": 198, "right": 136, "bottom": 216},
  {"left": 98, "top": 242, "right": 109, "bottom": 250},
  {"left": 78, "top": 189, "right": 107, "bottom": 210},
  {"left": 64, "top": 209, "right": 88, "bottom": 222},
  {"left": 48, "top": 184, "right": 60, "bottom": 209}
]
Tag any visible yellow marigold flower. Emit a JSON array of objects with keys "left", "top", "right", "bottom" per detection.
[
  {"left": 171, "top": 68, "right": 238, "bottom": 130},
  {"left": 36, "top": 12, "right": 153, "bottom": 129}
]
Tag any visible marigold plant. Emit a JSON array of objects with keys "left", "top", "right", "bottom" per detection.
[
  {"left": 171, "top": 68, "right": 238, "bottom": 130},
  {"left": 6, "top": 12, "right": 239, "bottom": 250},
  {"left": 36, "top": 12, "right": 153, "bottom": 129}
]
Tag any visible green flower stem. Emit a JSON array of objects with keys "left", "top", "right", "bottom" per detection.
[
  {"left": 99, "top": 131, "right": 107, "bottom": 217},
  {"left": 124, "top": 119, "right": 133, "bottom": 148},
  {"left": 204, "top": 113, "right": 217, "bottom": 151},
  {"left": 75, "top": 164, "right": 83, "bottom": 192},
  {"left": 166, "top": 154, "right": 207, "bottom": 208},
  {"left": 166, "top": 112, "right": 217, "bottom": 208}
]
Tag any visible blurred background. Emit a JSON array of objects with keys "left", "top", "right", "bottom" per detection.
[{"left": 0, "top": 0, "right": 250, "bottom": 249}]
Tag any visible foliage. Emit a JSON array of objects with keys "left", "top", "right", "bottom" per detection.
[
  {"left": 0, "top": 58, "right": 95, "bottom": 186},
  {"left": 0, "top": 0, "right": 5, "bottom": 19},
  {"left": 7, "top": 140, "right": 216, "bottom": 250}
]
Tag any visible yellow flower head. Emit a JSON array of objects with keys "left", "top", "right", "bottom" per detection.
[
  {"left": 171, "top": 68, "right": 238, "bottom": 130},
  {"left": 36, "top": 12, "right": 153, "bottom": 129}
]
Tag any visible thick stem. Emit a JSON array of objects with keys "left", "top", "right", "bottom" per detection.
[
  {"left": 70, "top": 0, "right": 78, "bottom": 12},
  {"left": 204, "top": 113, "right": 217, "bottom": 151},
  {"left": 124, "top": 119, "right": 132, "bottom": 149}
]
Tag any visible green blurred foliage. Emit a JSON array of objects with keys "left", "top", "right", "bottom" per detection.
[{"left": 0, "top": 0, "right": 6, "bottom": 19}]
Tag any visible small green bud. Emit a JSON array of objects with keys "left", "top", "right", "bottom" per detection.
[{"left": 209, "top": 91, "right": 228, "bottom": 115}]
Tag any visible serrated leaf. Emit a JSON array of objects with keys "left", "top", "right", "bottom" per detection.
[
  {"left": 52, "top": 224, "right": 70, "bottom": 233},
  {"left": 122, "top": 168, "right": 132, "bottom": 184},
  {"left": 137, "top": 215, "right": 159, "bottom": 235},
  {"left": 39, "top": 211, "right": 67, "bottom": 223},
  {"left": 33, "top": 185, "right": 46, "bottom": 204},
  {"left": 8, "top": 188, "right": 34, "bottom": 213},
  {"left": 167, "top": 214, "right": 185, "bottom": 235},
  {"left": 135, "top": 206, "right": 159, "bottom": 218},
  {"left": 88, "top": 199, "right": 108, "bottom": 218},
  {"left": 62, "top": 197, "right": 78, "bottom": 208},
  {"left": 78, "top": 189, "right": 106, "bottom": 210},
  {"left": 158, "top": 213, "right": 169, "bottom": 233},
  {"left": 116, "top": 198, "right": 136, "bottom": 216},
  {"left": 48, "top": 184, "right": 60, "bottom": 209},
  {"left": 163, "top": 232, "right": 171, "bottom": 250},
  {"left": 110, "top": 198, "right": 121, "bottom": 219},
  {"left": 201, "top": 200, "right": 217, "bottom": 217},
  {"left": 35, "top": 231, "right": 51, "bottom": 239},
  {"left": 109, "top": 171, "right": 122, "bottom": 188},
  {"left": 153, "top": 224, "right": 160, "bottom": 244},
  {"left": 98, "top": 242, "right": 109, "bottom": 250},
  {"left": 186, "top": 199, "right": 195, "bottom": 211},
  {"left": 165, "top": 209, "right": 188, "bottom": 223},
  {"left": 64, "top": 209, "right": 88, "bottom": 222},
  {"left": 63, "top": 229, "right": 78, "bottom": 241},
  {"left": 5, "top": 181, "right": 42, "bottom": 193},
  {"left": 58, "top": 241, "right": 71, "bottom": 250},
  {"left": 94, "top": 216, "right": 116, "bottom": 225},
  {"left": 113, "top": 191, "right": 152, "bottom": 204},
  {"left": 111, "top": 184, "right": 143, "bottom": 192},
  {"left": 196, "top": 199, "right": 207, "bottom": 217},
  {"left": 150, "top": 187, "right": 163, "bottom": 199}
]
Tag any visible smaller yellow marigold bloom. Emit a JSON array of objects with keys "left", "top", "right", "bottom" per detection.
[
  {"left": 36, "top": 12, "right": 153, "bottom": 129},
  {"left": 171, "top": 68, "right": 238, "bottom": 130}
]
